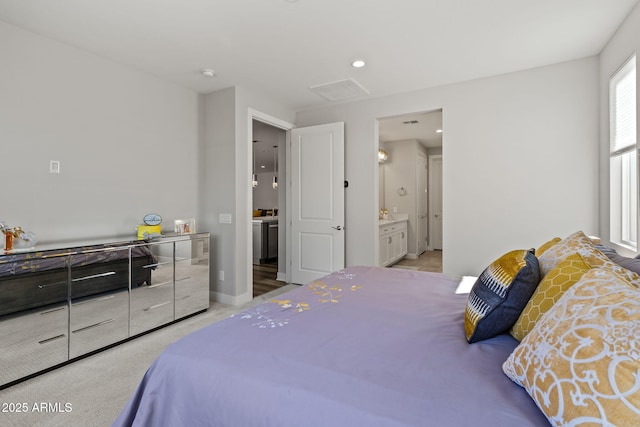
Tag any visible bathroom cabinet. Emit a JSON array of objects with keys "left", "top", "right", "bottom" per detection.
[{"left": 379, "top": 220, "right": 408, "bottom": 266}]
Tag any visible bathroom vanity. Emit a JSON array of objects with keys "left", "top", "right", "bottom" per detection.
[{"left": 379, "top": 218, "right": 408, "bottom": 266}]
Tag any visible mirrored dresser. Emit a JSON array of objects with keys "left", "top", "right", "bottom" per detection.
[{"left": 0, "top": 232, "right": 210, "bottom": 388}]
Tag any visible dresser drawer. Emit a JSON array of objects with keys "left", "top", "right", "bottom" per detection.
[
  {"left": 175, "top": 274, "right": 209, "bottom": 319},
  {"left": 69, "top": 289, "right": 129, "bottom": 358},
  {"left": 70, "top": 255, "right": 129, "bottom": 300},
  {"left": 0, "top": 269, "right": 68, "bottom": 316},
  {"left": 0, "top": 303, "right": 68, "bottom": 385},
  {"left": 130, "top": 278, "right": 174, "bottom": 336}
]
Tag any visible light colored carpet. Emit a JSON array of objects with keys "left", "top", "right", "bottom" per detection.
[{"left": 0, "top": 285, "right": 298, "bottom": 427}]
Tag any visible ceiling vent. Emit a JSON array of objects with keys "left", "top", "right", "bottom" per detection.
[
  {"left": 403, "top": 120, "right": 419, "bottom": 125},
  {"left": 309, "top": 78, "right": 369, "bottom": 102}
]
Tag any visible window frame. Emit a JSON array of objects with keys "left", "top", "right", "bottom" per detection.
[{"left": 609, "top": 53, "right": 637, "bottom": 252}]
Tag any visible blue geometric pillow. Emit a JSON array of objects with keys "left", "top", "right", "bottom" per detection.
[{"left": 465, "top": 249, "right": 540, "bottom": 343}]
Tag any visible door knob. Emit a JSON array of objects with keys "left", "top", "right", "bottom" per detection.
[{"left": 331, "top": 225, "right": 343, "bottom": 231}]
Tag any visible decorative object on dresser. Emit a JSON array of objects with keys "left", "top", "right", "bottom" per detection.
[
  {"left": 1, "top": 220, "right": 37, "bottom": 253},
  {"left": 0, "top": 232, "right": 210, "bottom": 388}
]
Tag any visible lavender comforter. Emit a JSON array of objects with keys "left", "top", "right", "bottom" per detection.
[{"left": 113, "top": 266, "right": 547, "bottom": 426}]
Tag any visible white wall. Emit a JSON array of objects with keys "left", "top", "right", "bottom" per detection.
[
  {"left": 0, "top": 21, "right": 200, "bottom": 242},
  {"left": 297, "top": 57, "right": 600, "bottom": 278},
  {"left": 202, "top": 86, "right": 294, "bottom": 305},
  {"left": 598, "top": 2, "right": 640, "bottom": 256}
]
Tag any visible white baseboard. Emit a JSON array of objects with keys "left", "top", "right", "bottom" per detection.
[
  {"left": 276, "top": 271, "right": 287, "bottom": 282},
  {"left": 210, "top": 290, "right": 252, "bottom": 307},
  {"left": 405, "top": 253, "right": 418, "bottom": 260}
]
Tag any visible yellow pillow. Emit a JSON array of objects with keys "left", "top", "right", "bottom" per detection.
[
  {"left": 535, "top": 237, "right": 560, "bottom": 257},
  {"left": 537, "top": 230, "right": 640, "bottom": 285},
  {"left": 510, "top": 253, "right": 591, "bottom": 341},
  {"left": 503, "top": 268, "right": 640, "bottom": 425}
]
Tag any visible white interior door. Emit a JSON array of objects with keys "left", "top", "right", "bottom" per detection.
[
  {"left": 428, "top": 155, "right": 443, "bottom": 250},
  {"left": 290, "top": 122, "right": 344, "bottom": 284},
  {"left": 417, "top": 153, "right": 428, "bottom": 255}
]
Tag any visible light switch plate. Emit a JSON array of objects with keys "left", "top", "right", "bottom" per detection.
[
  {"left": 219, "top": 213, "right": 232, "bottom": 224},
  {"left": 50, "top": 160, "right": 60, "bottom": 174}
]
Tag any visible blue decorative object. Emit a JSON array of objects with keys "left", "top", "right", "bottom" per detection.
[{"left": 143, "top": 214, "right": 162, "bottom": 226}]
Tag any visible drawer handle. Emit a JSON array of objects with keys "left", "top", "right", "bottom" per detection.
[
  {"left": 388, "top": 237, "right": 392, "bottom": 244},
  {"left": 147, "top": 280, "right": 172, "bottom": 289},
  {"left": 401, "top": 232, "right": 405, "bottom": 238},
  {"left": 144, "top": 301, "right": 172, "bottom": 311},
  {"left": 41, "top": 307, "right": 66, "bottom": 315},
  {"left": 39, "top": 334, "right": 66, "bottom": 345},
  {"left": 38, "top": 282, "right": 66, "bottom": 289},
  {"left": 72, "top": 271, "right": 116, "bottom": 282},
  {"left": 72, "top": 318, "right": 114, "bottom": 334},
  {"left": 73, "top": 294, "right": 115, "bottom": 306}
]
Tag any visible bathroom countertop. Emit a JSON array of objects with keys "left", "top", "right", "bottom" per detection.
[{"left": 379, "top": 214, "right": 409, "bottom": 226}]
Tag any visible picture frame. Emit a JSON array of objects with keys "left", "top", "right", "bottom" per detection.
[{"left": 174, "top": 218, "right": 196, "bottom": 234}]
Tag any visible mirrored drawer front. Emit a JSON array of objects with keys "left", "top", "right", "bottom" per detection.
[
  {"left": 70, "top": 257, "right": 130, "bottom": 300},
  {"left": 0, "top": 303, "right": 68, "bottom": 386},
  {"left": 69, "top": 290, "right": 128, "bottom": 359},
  {"left": 0, "top": 270, "right": 68, "bottom": 316},
  {"left": 175, "top": 276, "right": 209, "bottom": 319},
  {"left": 130, "top": 280, "right": 174, "bottom": 336}
]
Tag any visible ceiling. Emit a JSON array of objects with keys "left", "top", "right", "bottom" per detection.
[{"left": 0, "top": 0, "right": 637, "bottom": 113}]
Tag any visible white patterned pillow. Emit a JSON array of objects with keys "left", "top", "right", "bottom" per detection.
[
  {"left": 502, "top": 268, "right": 640, "bottom": 426},
  {"left": 537, "top": 230, "right": 640, "bottom": 285}
]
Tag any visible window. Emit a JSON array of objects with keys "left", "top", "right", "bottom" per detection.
[{"left": 610, "top": 54, "right": 637, "bottom": 250}]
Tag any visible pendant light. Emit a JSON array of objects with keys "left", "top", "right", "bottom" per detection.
[
  {"left": 252, "top": 140, "right": 258, "bottom": 188},
  {"left": 272, "top": 145, "right": 278, "bottom": 189}
]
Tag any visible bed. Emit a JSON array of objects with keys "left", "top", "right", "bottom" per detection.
[{"left": 113, "top": 265, "right": 550, "bottom": 426}]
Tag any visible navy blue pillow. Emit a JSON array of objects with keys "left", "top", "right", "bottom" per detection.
[{"left": 465, "top": 249, "right": 540, "bottom": 343}]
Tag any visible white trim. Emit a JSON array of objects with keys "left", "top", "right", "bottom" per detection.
[
  {"left": 428, "top": 154, "right": 443, "bottom": 251},
  {"left": 247, "top": 109, "right": 294, "bottom": 300},
  {"left": 210, "top": 290, "right": 252, "bottom": 307}
]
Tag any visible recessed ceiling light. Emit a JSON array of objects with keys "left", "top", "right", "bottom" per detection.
[
  {"left": 200, "top": 68, "right": 215, "bottom": 77},
  {"left": 351, "top": 59, "right": 366, "bottom": 68},
  {"left": 435, "top": 129, "right": 443, "bottom": 133}
]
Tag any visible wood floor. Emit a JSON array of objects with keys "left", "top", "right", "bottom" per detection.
[
  {"left": 253, "top": 261, "right": 286, "bottom": 297},
  {"left": 392, "top": 250, "right": 443, "bottom": 272}
]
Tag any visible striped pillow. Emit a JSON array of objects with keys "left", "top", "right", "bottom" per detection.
[{"left": 465, "top": 249, "right": 540, "bottom": 343}]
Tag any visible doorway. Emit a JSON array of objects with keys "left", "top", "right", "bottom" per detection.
[
  {"left": 377, "top": 109, "right": 443, "bottom": 272},
  {"left": 250, "top": 115, "right": 289, "bottom": 298}
]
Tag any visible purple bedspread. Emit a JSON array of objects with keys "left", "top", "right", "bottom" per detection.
[{"left": 113, "top": 266, "right": 548, "bottom": 427}]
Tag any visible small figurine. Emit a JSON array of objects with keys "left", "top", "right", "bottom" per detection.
[{"left": 1, "top": 221, "right": 37, "bottom": 252}]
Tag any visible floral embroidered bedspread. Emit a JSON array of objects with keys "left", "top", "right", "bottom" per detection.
[
  {"left": 113, "top": 266, "right": 549, "bottom": 427},
  {"left": 238, "top": 270, "right": 363, "bottom": 328}
]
